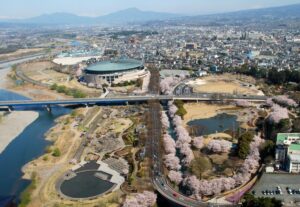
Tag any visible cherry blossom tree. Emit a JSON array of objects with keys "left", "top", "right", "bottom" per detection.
[
  {"left": 161, "top": 111, "right": 170, "bottom": 129},
  {"left": 193, "top": 136, "right": 204, "bottom": 149},
  {"left": 268, "top": 104, "right": 289, "bottom": 123},
  {"left": 272, "top": 95, "right": 298, "bottom": 108},
  {"left": 173, "top": 115, "right": 182, "bottom": 126},
  {"left": 183, "top": 175, "right": 200, "bottom": 195},
  {"left": 207, "top": 139, "right": 232, "bottom": 153},
  {"left": 235, "top": 100, "right": 251, "bottom": 107},
  {"left": 164, "top": 154, "right": 181, "bottom": 170},
  {"left": 168, "top": 102, "right": 178, "bottom": 118},
  {"left": 160, "top": 77, "right": 183, "bottom": 95},
  {"left": 168, "top": 170, "right": 183, "bottom": 185},
  {"left": 123, "top": 191, "right": 157, "bottom": 207},
  {"left": 163, "top": 134, "right": 176, "bottom": 155}
]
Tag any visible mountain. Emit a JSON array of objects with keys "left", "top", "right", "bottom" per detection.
[
  {"left": 176, "top": 4, "right": 300, "bottom": 25},
  {"left": 2, "top": 4, "right": 300, "bottom": 26},
  {"left": 97, "top": 8, "right": 180, "bottom": 24},
  {"left": 22, "top": 12, "right": 94, "bottom": 25},
  {"left": 1, "top": 8, "right": 181, "bottom": 25}
]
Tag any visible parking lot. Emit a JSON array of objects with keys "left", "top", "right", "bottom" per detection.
[{"left": 252, "top": 173, "right": 300, "bottom": 205}]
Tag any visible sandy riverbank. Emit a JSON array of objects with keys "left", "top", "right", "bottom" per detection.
[
  {"left": 0, "top": 111, "right": 39, "bottom": 154},
  {"left": 0, "top": 68, "right": 12, "bottom": 88}
]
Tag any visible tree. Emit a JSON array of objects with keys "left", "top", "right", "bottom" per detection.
[
  {"left": 190, "top": 157, "right": 212, "bottom": 179},
  {"left": 168, "top": 170, "right": 183, "bottom": 185},
  {"left": 242, "top": 193, "right": 282, "bottom": 207},
  {"left": 193, "top": 136, "right": 204, "bottom": 149},
  {"left": 259, "top": 140, "right": 275, "bottom": 161},
  {"left": 292, "top": 118, "right": 300, "bottom": 132},
  {"left": 207, "top": 139, "right": 232, "bottom": 153},
  {"left": 237, "top": 132, "right": 254, "bottom": 159},
  {"left": 123, "top": 191, "right": 157, "bottom": 207}
]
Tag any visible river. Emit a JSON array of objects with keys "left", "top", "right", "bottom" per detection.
[{"left": 0, "top": 56, "right": 70, "bottom": 198}]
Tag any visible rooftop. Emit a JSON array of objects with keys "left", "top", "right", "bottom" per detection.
[
  {"left": 86, "top": 59, "right": 142, "bottom": 73},
  {"left": 276, "top": 133, "right": 300, "bottom": 145}
]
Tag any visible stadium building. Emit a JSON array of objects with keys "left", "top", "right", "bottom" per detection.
[{"left": 81, "top": 58, "right": 147, "bottom": 88}]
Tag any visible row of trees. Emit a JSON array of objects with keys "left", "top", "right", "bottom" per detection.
[
  {"left": 50, "top": 84, "right": 87, "bottom": 98},
  {"left": 232, "top": 64, "right": 300, "bottom": 87}
]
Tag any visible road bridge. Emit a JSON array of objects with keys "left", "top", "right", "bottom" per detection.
[{"left": 0, "top": 94, "right": 267, "bottom": 109}]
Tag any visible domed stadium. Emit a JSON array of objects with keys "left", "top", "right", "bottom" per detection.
[{"left": 81, "top": 58, "right": 147, "bottom": 88}]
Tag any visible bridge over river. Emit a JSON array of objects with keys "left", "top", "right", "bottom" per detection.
[{"left": 0, "top": 93, "right": 267, "bottom": 110}]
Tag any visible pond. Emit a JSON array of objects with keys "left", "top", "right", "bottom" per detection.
[{"left": 187, "top": 113, "right": 239, "bottom": 136}]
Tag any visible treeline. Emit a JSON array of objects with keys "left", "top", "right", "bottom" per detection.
[
  {"left": 50, "top": 84, "right": 87, "bottom": 98},
  {"left": 229, "top": 64, "right": 300, "bottom": 88},
  {"left": 242, "top": 193, "right": 282, "bottom": 207},
  {"left": 0, "top": 45, "right": 22, "bottom": 54},
  {"left": 107, "top": 30, "right": 158, "bottom": 38}
]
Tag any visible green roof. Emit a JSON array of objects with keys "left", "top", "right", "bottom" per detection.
[
  {"left": 86, "top": 59, "right": 142, "bottom": 73},
  {"left": 276, "top": 133, "right": 300, "bottom": 145},
  {"left": 289, "top": 144, "right": 300, "bottom": 151}
]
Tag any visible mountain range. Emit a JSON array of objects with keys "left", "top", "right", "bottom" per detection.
[
  {"left": 1, "top": 4, "right": 300, "bottom": 26},
  {"left": 1, "top": 8, "right": 180, "bottom": 25}
]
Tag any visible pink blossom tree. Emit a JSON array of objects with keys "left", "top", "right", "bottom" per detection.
[
  {"left": 207, "top": 139, "right": 232, "bottom": 153},
  {"left": 272, "top": 95, "right": 298, "bottom": 107},
  {"left": 164, "top": 154, "right": 181, "bottom": 170},
  {"left": 123, "top": 191, "right": 157, "bottom": 207},
  {"left": 161, "top": 111, "right": 170, "bottom": 129},
  {"left": 160, "top": 77, "right": 183, "bottom": 95},
  {"left": 163, "top": 134, "right": 176, "bottom": 155},
  {"left": 168, "top": 170, "right": 183, "bottom": 185},
  {"left": 168, "top": 103, "right": 178, "bottom": 118},
  {"left": 268, "top": 104, "right": 289, "bottom": 123},
  {"left": 183, "top": 176, "right": 200, "bottom": 195},
  {"left": 193, "top": 136, "right": 204, "bottom": 149},
  {"left": 235, "top": 100, "right": 251, "bottom": 107}
]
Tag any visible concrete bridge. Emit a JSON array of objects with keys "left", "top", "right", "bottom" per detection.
[{"left": 0, "top": 94, "right": 267, "bottom": 110}]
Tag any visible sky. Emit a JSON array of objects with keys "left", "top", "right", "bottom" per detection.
[{"left": 1, "top": 0, "right": 300, "bottom": 19}]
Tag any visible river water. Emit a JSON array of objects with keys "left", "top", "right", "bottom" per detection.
[
  {"left": 0, "top": 90, "right": 70, "bottom": 197},
  {"left": 0, "top": 56, "right": 70, "bottom": 198}
]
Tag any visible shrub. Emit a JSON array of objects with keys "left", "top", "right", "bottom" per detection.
[{"left": 52, "top": 148, "right": 61, "bottom": 157}]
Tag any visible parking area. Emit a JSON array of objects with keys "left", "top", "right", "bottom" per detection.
[{"left": 252, "top": 173, "right": 300, "bottom": 205}]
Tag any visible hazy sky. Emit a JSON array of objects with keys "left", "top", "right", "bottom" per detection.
[{"left": 1, "top": 0, "right": 300, "bottom": 19}]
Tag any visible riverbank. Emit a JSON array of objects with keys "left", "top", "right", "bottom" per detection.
[
  {"left": 0, "top": 111, "right": 39, "bottom": 154},
  {"left": 0, "top": 67, "right": 12, "bottom": 88}
]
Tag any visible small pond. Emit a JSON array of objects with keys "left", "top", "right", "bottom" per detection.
[{"left": 187, "top": 113, "right": 239, "bottom": 136}]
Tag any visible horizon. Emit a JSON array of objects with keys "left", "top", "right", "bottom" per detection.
[{"left": 0, "top": 0, "right": 300, "bottom": 19}]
